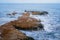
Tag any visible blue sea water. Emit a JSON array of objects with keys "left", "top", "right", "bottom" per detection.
[{"left": 0, "top": 3, "right": 60, "bottom": 40}]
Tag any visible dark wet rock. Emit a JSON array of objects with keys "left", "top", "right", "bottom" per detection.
[
  {"left": 25, "top": 10, "right": 48, "bottom": 15},
  {"left": 11, "top": 11, "right": 17, "bottom": 15},
  {"left": 27, "top": 36, "right": 34, "bottom": 40},
  {"left": 39, "top": 11, "right": 48, "bottom": 15},
  {"left": 7, "top": 11, "right": 17, "bottom": 16},
  {"left": 6, "top": 11, "right": 17, "bottom": 18},
  {"left": 38, "top": 23, "right": 44, "bottom": 29}
]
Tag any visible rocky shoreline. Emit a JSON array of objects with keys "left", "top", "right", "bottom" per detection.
[{"left": 0, "top": 11, "right": 48, "bottom": 40}]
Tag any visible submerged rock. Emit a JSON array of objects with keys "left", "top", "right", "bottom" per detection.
[
  {"left": 6, "top": 11, "right": 17, "bottom": 18},
  {"left": 7, "top": 11, "right": 17, "bottom": 16},
  {"left": 0, "top": 23, "right": 34, "bottom": 40},
  {"left": 11, "top": 11, "right": 17, "bottom": 15}
]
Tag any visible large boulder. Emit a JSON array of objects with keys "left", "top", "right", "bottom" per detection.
[
  {"left": 11, "top": 12, "right": 43, "bottom": 30},
  {"left": 0, "top": 23, "right": 34, "bottom": 40}
]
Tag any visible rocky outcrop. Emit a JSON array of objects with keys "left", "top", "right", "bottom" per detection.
[
  {"left": 25, "top": 10, "right": 48, "bottom": 15},
  {"left": 32, "top": 11, "right": 48, "bottom": 15},
  {"left": 0, "top": 12, "right": 43, "bottom": 30},
  {"left": 8, "top": 12, "right": 43, "bottom": 30},
  {"left": 0, "top": 10, "right": 46, "bottom": 40},
  {"left": 12, "top": 17, "right": 43, "bottom": 30},
  {"left": 0, "top": 23, "right": 34, "bottom": 40}
]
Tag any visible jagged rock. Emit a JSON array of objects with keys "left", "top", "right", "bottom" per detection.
[{"left": 0, "top": 23, "right": 34, "bottom": 40}]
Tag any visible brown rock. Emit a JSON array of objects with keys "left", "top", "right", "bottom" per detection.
[
  {"left": 0, "top": 11, "right": 43, "bottom": 31},
  {"left": 22, "top": 12, "right": 30, "bottom": 17},
  {"left": 32, "top": 11, "right": 48, "bottom": 15},
  {"left": 0, "top": 23, "right": 15, "bottom": 33},
  {"left": 0, "top": 29, "right": 27, "bottom": 40},
  {"left": 15, "top": 17, "right": 40, "bottom": 29},
  {"left": 5, "top": 12, "right": 43, "bottom": 30},
  {"left": 24, "top": 10, "right": 48, "bottom": 15},
  {"left": 12, "top": 12, "right": 43, "bottom": 30},
  {"left": 0, "top": 23, "right": 34, "bottom": 40}
]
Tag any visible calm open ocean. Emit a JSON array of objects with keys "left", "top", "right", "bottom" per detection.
[{"left": 0, "top": 3, "right": 60, "bottom": 40}]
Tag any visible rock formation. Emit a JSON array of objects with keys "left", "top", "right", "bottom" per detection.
[
  {"left": 0, "top": 10, "right": 46, "bottom": 40},
  {"left": 1, "top": 12, "right": 43, "bottom": 30},
  {"left": 0, "top": 23, "right": 34, "bottom": 40},
  {"left": 25, "top": 10, "right": 48, "bottom": 15},
  {"left": 11, "top": 12, "right": 43, "bottom": 30}
]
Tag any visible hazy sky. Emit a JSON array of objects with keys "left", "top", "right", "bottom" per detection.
[{"left": 0, "top": 0, "right": 60, "bottom": 3}]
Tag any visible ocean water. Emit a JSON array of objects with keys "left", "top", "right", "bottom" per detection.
[{"left": 0, "top": 3, "right": 60, "bottom": 40}]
